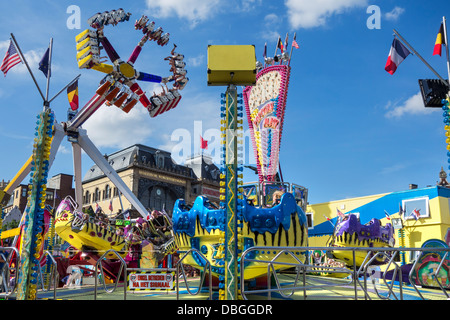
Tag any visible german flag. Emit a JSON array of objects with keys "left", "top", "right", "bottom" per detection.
[
  {"left": 67, "top": 79, "right": 79, "bottom": 111},
  {"left": 433, "top": 23, "right": 446, "bottom": 56}
]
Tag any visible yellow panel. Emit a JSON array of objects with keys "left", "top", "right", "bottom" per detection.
[
  {"left": 78, "top": 54, "right": 94, "bottom": 69},
  {"left": 1, "top": 227, "right": 20, "bottom": 239},
  {"left": 75, "top": 29, "right": 95, "bottom": 43},
  {"left": 76, "top": 37, "right": 91, "bottom": 51},
  {"left": 91, "top": 63, "right": 114, "bottom": 74},
  {"left": 207, "top": 45, "right": 256, "bottom": 86},
  {"left": 76, "top": 46, "right": 92, "bottom": 60}
]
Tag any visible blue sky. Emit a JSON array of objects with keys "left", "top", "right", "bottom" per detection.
[{"left": 0, "top": 0, "right": 449, "bottom": 205}]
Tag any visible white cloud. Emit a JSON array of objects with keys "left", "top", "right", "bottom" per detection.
[
  {"left": 380, "top": 163, "right": 405, "bottom": 175},
  {"left": 241, "top": 0, "right": 262, "bottom": 11},
  {"left": 285, "top": 0, "right": 368, "bottom": 29},
  {"left": 56, "top": 144, "right": 71, "bottom": 155},
  {"left": 82, "top": 103, "right": 153, "bottom": 149},
  {"left": 187, "top": 54, "right": 204, "bottom": 67},
  {"left": 384, "top": 7, "right": 405, "bottom": 21},
  {"left": 261, "top": 14, "right": 283, "bottom": 42},
  {"left": 81, "top": 88, "right": 220, "bottom": 157},
  {"left": 384, "top": 92, "right": 437, "bottom": 118},
  {"left": 144, "top": 0, "right": 265, "bottom": 28},
  {"left": 145, "top": 0, "right": 221, "bottom": 28},
  {"left": 0, "top": 40, "right": 9, "bottom": 51}
]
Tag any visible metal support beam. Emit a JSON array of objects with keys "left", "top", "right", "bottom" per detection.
[
  {"left": 72, "top": 142, "right": 83, "bottom": 209},
  {"left": 48, "top": 122, "right": 65, "bottom": 169},
  {"left": 223, "top": 84, "right": 239, "bottom": 300},
  {"left": 76, "top": 128, "right": 149, "bottom": 218}
]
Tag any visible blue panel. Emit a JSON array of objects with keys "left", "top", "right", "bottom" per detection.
[
  {"left": 310, "top": 187, "right": 442, "bottom": 237},
  {"left": 137, "top": 71, "right": 162, "bottom": 83}
]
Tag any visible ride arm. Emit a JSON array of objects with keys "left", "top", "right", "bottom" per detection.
[
  {"left": 91, "top": 63, "right": 114, "bottom": 74},
  {"left": 130, "top": 82, "right": 151, "bottom": 108},
  {"left": 137, "top": 71, "right": 162, "bottom": 83},
  {"left": 128, "top": 45, "right": 142, "bottom": 65},
  {"left": 76, "top": 129, "right": 150, "bottom": 219},
  {"left": 98, "top": 35, "right": 121, "bottom": 63}
]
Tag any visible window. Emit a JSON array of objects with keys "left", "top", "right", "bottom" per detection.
[
  {"left": 402, "top": 197, "right": 430, "bottom": 220},
  {"left": 94, "top": 188, "right": 100, "bottom": 202},
  {"left": 306, "top": 212, "right": 314, "bottom": 229},
  {"left": 84, "top": 191, "right": 90, "bottom": 204},
  {"left": 46, "top": 191, "right": 54, "bottom": 201},
  {"left": 104, "top": 185, "right": 111, "bottom": 200}
]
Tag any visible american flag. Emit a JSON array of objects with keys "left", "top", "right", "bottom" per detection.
[
  {"left": 292, "top": 33, "right": 299, "bottom": 49},
  {"left": 1, "top": 40, "right": 22, "bottom": 76}
]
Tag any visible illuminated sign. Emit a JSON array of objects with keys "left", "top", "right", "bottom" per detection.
[{"left": 243, "top": 65, "right": 290, "bottom": 182}]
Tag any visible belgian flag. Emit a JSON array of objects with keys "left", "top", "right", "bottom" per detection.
[
  {"left": 277, "top": 37, "right": 284, "bottom": 52},
  {"left": 67, "top": 79, "right": 79, "bottom": 111},
  {"left": 433, "top": 23, "right": 446, "bottom": 56}
]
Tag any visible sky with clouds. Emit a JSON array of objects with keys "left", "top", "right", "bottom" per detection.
[{"left": 0, "top": 0, "right": 449, "bottom": 204}]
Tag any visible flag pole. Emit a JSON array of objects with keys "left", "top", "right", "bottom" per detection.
[
  {"left": 48, "top": 74, "right": 81, "bottom": 104},
  {"left": 274, "top": 36, "right": 280, "bottom": 59},
  {"left": 278, "top": 161, "right": 284, "bottom": 184},
  {"left": 393, "top": 29, "right": 448, "bottom": 86},
  {"left": 263, "top": 42, "right": 267, "bottom": 68},
  {"left": 44, "top": 38, "right": 53, "bottom": 107},
  {"left": 10, "top": 33, "right": 45, "bottom": 101},
  {"left": 285, "top": 32, "right": 289, "bottom": 51},
  {"left": 323, "top": 215, "right": 335, "bottom": 227},
  {"left": 442, "top": 16, "right": 450, "bottom": 86}
]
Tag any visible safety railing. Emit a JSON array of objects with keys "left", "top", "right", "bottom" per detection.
[
  {"left": 0, "top": 247, "right": 20, "bottom": 300},
  {"left": 94, "top": 249, "right": 127, "bottom": 300},
  {"left": 176, "top": 248, "right": 212, "bottom": 300},
  {"left": 91, "top": 248, "right": 212, "bottom": 300},
  {"left": 37, "top": 250, "right": 59, "bottom": 300},
  {"left": 240, "top": 246, "right": 450, "bottom": 300}
]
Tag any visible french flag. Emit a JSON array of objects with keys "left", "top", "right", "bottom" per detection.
[{"left": 385, "top": 38, "right": 411, "bottom": 75}]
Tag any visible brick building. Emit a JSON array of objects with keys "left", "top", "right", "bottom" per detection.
[{"left": 3, "top": 173, "right": 75, "bottom": 215}]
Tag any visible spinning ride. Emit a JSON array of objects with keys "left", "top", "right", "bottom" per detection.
[
  {"left": 55, "top": 9, "right": 186, "bottom": 268},
  {"left": 8, "top": 8, "right": 187, "bottom": 299},
  {"left": 70, "top": 8, "right": 188, "bottom": 131}
]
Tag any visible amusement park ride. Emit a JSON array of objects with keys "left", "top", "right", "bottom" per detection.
[
  {"left": 0, "top": 9, "right": 188, "bottom": 300},
  {"left": 4, "top": 7, "right": 445, "bottom": 301}
]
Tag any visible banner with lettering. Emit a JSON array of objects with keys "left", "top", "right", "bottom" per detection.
[{"left": 127, "top": 271, "right": 175, "bottom": 291}]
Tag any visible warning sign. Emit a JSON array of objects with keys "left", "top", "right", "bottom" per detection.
[{"left": 128, "top": 271, "right": 175, "bottom": 291}]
